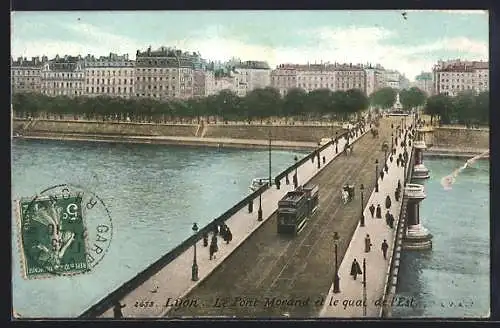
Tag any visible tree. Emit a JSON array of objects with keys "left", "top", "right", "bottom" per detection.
[
  {"left": 283, "top": 88, "right": 307, "bottom": 120},
  {"left": 215, "top": 89, "right": 240, "bottom": 123},
  {"left": 475, "top": 91, "right": 489, "bottom": 125},
  {"left": 345, "top": 89, "right": 369, "bottom": 119},
  {"left": 424, "top": 93, "right": 453, "bottom": 124},
  {"left": 453, "top": 90, "right": 476, "bottom": 126},
  {"left": 399, "top": 87, "right": 427, "bottom": 111},
  {"left": 370, "top": 87, "right": 397, "bottom": 109},
  {"left": 305, "top": 89, "right": 333, "bottom": 118}
]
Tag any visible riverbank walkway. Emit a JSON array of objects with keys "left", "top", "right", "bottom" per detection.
[
  {"left": 160, "top": 117, "right": 405, "bottom": 318},
  {"left": 18, "top": 133, "right": 319, "bottom": 150},
  {"left": 93, "top": 123, "right": 364, "bottom": 318},
  {"left": 320, "top": 123, "right": 413, "bottom": 318}
]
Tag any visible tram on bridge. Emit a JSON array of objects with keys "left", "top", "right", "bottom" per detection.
[{"left": 277, "top": 184, "right": 319, "bottom": 235}]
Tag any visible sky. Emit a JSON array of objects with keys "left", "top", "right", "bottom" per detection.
[{"left": 11, "top": 10, "right": 489, "bottom": 81}]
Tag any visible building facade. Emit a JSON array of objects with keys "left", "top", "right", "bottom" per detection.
[
  {"left": 193, "top": 69, "right": 215, "bottom": 97},
  {"left": 270, "top": 64, "right": 298, "bottom": 96},
  {"left": 83, "top": 53, "right": 135, "bottom": 98},
  {"left": 212, "top": 76, "right": 236, "bottom": 95},
  {"left": 11, "top": 56, "right": 46, "bottom": 94},
  {"left": 432, "top": 59, "right": 489, "bottom": 96},
  {"left": 40, "top": 55, "right": 85, "bottom": 97},
  {"left": 134, "top": 47, "right": 197, "bottom": 100},
  {"left": 333, "top": 63, "right": 366, "bottom": 93},
  {"left": 232, "top": 61, "right": 271, "bottom": 96}
]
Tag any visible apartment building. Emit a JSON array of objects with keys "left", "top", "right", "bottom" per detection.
[
  {"left": 11, "top": 56, "right": 46, "bottom": 94},
  {"left": 134, "top": 47, "right": 196, "bottom": 100},
  {"left": 83, "top": 53, "right": 135, "bottom": 98},
  {"left": 193, "top": 69, "right": 215, "bottom": 96},
  {"left": 270, "top": 64, "right": 298, "bottom": 96},
  {"left": 334, "top": 63, "right": 366, "bottom": 93},
  {"left": 212, "top": 76, "right": 236, "bottom": 95},
  {"left": 232, "top": 61, "right": 271, "bottom": 96},
  {"left": 40, "top": 55, "right": 85, "bottom": 97},
  {"left": 432, "top": 59, "right": 489, "bottom": 96}
]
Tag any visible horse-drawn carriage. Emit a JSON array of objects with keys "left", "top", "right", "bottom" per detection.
[{"left": 341, "top": 184, "right": 355, "bottom": 204}]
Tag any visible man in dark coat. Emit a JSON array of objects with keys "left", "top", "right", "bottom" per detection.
[
  {"left": 350, "top": 259, "right": 362, "bottom": 280},
  {"left": 380, "top": 170, "right": 384, "bottom": 180},
  {"left": 369, "top": 204, "right": 375, "bottom": 218},
  {"left": 396, "top": 158, "right": 400, "bottom": 167},
  {"left": 209, "top": 235, "right": 218, "bottom": 260},
  {"left": 388, "top": 213, "right": 395, "bottom": 229},
  {"left": 385, "top": 210, "right": 391, "bottom": 226},
  {"left": 364, "top": 234, "right": 372, "bottom": 253},
  {"left": 203, "top": 232, "right": 209, "bottom": 247},
  {"left": 376, "top": 204, "right": 382, "bottom": 219},
  {"left": 385, "top": 195, "right": 392, "bottom": 209},
  {"left": 113, "top": 301, "right": 126, "bottom": 319},
  {"left": 395, "top": 188, "right": 400, "bottom": 202},
  {"left": 224, "top": 226, "right": 233, "bottom": 244},
  {"left": 381, "top": 240, "right": 389, "bottom": 259}
]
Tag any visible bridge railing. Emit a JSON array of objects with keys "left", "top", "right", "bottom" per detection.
[
  {"left": 380, "top": 142, "right": 416, "bottom": 318},
  {"left": 79, "top": 183, "right": 269, "bottom": 318}
]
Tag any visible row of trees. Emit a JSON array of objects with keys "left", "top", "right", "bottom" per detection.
[
  {"left": 12, "top": 87, "right": 370, "bottom": 123},
  {"left": 369, "top": 87, "right": 427, "bottom": 110},
  {"left": 424, "top": 91, "right": 489, "bottom": 125}
]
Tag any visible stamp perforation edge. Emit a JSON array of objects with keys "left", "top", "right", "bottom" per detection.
[{"left": 14, "top": 189, "right": 94, "bottom": 281}]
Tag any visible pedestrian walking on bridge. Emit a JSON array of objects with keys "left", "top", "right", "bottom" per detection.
[
  {"left": 365, "top": 234, "right": 372, "bottom": 253},
  {"left": 381, "top": 240, "right": 389, "bottom": 259},
  {"left": 203, "top": 232, "right": 209, "bottom": 247},
  {"left": 350, "top": 259, "right": 362, "bottom": 280},
  {"left": 369, "top": 204, "right": 375, "bottom": 218},
  {"left": 209, "top": 235, "right": 218, "bottom": 260},
  {"left": 385, "top": 195, "right": 392, "bottom": 210},
  {"left": 376, "top": 204, "right": 382, "bottom": 219},
  {"left": 113, "top": 301, "right": 126, "bottom": 319}
]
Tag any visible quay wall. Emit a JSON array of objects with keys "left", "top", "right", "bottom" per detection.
[
  {"left": 431, "top": 127, "right": 489, "bottom": 150},
  {"left": 13, "top": 119, "right": 343, "bottom": 143}
]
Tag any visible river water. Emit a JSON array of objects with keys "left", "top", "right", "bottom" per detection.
[
  {"left": 393, "top": 157, "right": 490, "bottom": 318},
  {"left": 11, "top": 140, "right": 490, "bottom": 318}
]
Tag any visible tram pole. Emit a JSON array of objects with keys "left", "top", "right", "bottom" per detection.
[
  {"left": 333, "top": 232, "right": 340, "bottom": 293},
  {"left": 191, "top": 223, "right": 199, "bottom": 281},
  {"left": 375, "top": 159, "right": 379, "bottom": 192},
  {"left": 363, "top": 258, "right": 367, "bottom": 317},
  {"left": 360, "top": 184, "right": 365, "bottom": 227}
]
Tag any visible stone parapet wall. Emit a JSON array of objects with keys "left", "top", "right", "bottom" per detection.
[{"left": 432, "top": 127, "right": 489, "bottom": 150}]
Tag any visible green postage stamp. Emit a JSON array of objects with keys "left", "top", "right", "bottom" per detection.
[
  {"left": 16, "top": 184, "right": 113, "bottom": 280},
  {"left": 17, "top": 193, "right": 89, "bottom": 279}
]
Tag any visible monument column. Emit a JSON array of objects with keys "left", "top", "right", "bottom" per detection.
[{"left": 403, "top": 184, "right": 432, "bottom": 250}]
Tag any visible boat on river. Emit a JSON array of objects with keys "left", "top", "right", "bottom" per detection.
[{"left": 249, "top": 178, "right": 271, "bottom": 191}]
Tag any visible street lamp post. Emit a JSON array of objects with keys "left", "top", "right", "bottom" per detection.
[
  {"left": 333, "top": 232, "right": 340, "bottom": 293},
  {"left": 294, "top": 155, "right": 298, "bottom": 189},
  {"left": 191, "top": 223, "right": 199, "bottom": 281},
  {"left": 375, "top": 159, "right": 379, "bottom": 192},
  {"left": 360, "top": 184, "right": 365, "bottom": 227},
  {"left": 317, "top": 142, "right": 321, "bottom": 169},
  {"left": 268, "top": 131, "right": 272, "bottom": 187},
  {"left": 391, "top": 133, "right": 394, "bottom": 150},
  {"left": 363, "top": 258, "right": 367, "bottom": 317},
  {"left": 335, "top": 132, "right": 338, "bottom": 153},
  {"left": 258, "top": 188, "right": 263, "bottom": 221}
]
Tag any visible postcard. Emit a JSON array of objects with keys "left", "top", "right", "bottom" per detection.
[{"left": 11, "top": 9, "right": 490, "bottom": 319}]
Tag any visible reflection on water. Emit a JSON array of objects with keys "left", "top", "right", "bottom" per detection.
[
  {"left": 393, "top": 158, "right": 489, "bottom": 318},
  {"left": 12, "top": 139, "right": 307, "bottom": 318}
]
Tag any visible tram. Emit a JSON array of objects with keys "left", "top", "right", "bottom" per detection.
[{"left": 277, "top": 184, "right": 319, "bottom": 235}]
